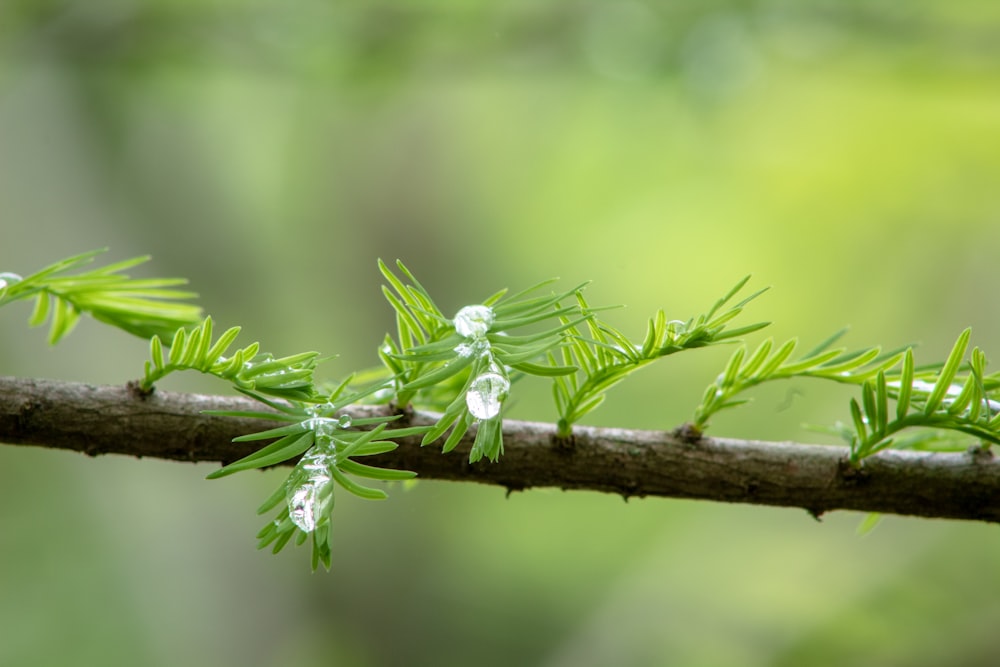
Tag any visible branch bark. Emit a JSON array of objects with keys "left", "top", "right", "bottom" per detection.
[{"left": 2, "top": 375, "right": 999, "bottom": 523}]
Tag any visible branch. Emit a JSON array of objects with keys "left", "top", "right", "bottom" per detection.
[{"left": 2, "top": 375, "right": 999, "bottom": 523}]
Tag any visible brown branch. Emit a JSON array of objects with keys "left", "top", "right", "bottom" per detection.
[{"left": 2, "top": 375, "right": 999, "bottom": 523}]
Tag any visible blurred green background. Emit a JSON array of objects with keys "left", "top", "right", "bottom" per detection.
[{"left": 3, "top": 1, "right": 1000, "bottom": 665}]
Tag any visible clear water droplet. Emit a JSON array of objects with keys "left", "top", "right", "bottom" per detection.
[
  {"left": 0, "top": 272, "right": 22, "bottom": 292},
  {"left": 667, "top": 320, "right": 687, "bottom": 338},
  {"left": 304, "top": 416, "right": 336, "bottom": 438},
  {"left": 288, "top": 484, "right": 321, "bottom": 532},
  {"left": 287, "top": 449, "right": 334, "bottom": 532},
  {"left": 466, "top": 371, "right": 510, "bottom": 420},
  {"left": 302, "top": 448, "right": 335, "bottom": 474},
  {"left": 454, "top": 305, "right": 494, "bottom": 338},
  {"left": 455, "top": 338, "right": 490, "bottom": 358},
  {"left": 337, "top": 414, "right": 352, "bottom": 429}
]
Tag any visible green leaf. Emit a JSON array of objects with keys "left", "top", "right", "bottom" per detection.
[
  {"left": 442, "top": 416, "right": 472, "bottom": 453},
  {"left": 403, "top": 353, "right": 476, "bottom": 391},
  {"left": 207, "top": 430, "right": 315, "bottom": 478},
  {"left": 875, "top": 371, "right": 888, "bottom": 436},
  {"left": 896, "top": 348, "right": 914, "bottom": 420},
  {"left": 150, "top": 335, "right": 165, "bottom": 370},
  {"left": 754, "top": 338, "right": 797, "bottom": 379},
  {"left": 28, "top": 292, "right": 50, "bottom": 327},
  {"left": 331, "top": 467, "right": 387, "bottom": 500},
  {"left": 739, "top": 339, "right": 773, "bottom": 378},
  {"left": 509, "top": 361, "right": 577, "bottom": 377},
  {"left": 850, "top": 398, "right": 868, "bottom": 444},
  {"left": 338, "top": 460, "right": 416, "bottom": 481},
  {"left": 924, "top": 328, "right": 971, "bottom": 415}
]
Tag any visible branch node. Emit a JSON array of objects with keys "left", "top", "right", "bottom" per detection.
[
  {"left": 389, "top": 401, "right": 414, "bottom": 423},
  {"left": 552, "top": 432, "right": 576, "bottom": 451},
  {"left": 674, "top": 422, "right": 703, "bottom": 445},
  {"left": 837, "top": 458, "right": 870, "bottom": 487},
  {"left": 807, "top": 507, "right": 825, "bottom": 522},
  {"left": 16, "top": 399, "right": 40, "bottom": 432},
  {"left": 968, "top": 444, "right": 994, "bottom": 464},
  {"left": 127, "top": 380, "right": 154, "bottom": 400}
]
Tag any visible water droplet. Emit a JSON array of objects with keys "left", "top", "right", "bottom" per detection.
[
  {"left": 305, "top": 402, "right": 334, "bottom": 417},
  {"left": 287, "top": 449, "right": 334, "bottom": 532},
  {"left": 337, "top": 414, "right": 352, "bottom": 429},
  {"left": 454, "top": 305, "right": 494, "bottom": 338},
  {"left": 456, "top": 338, "right": 490, "bottom": 358},
  {"left": 302, "top": 448, "right": 335, "bottom": 474},
  {"left": 288, "top": 484, "right": 321, "bottom": 532},
  {"left": 0, "top": 272, "right": 22, "bottom": 292},
  {"left": 466, "top": 371, "right": 510, "bottom": 420},
  {"left": 304, "top": 417, "right": 336, "bottom": 438}
]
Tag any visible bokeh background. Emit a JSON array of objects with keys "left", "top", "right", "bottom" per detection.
[{"left": 3, "top": 1, "right": 1000, "bottom": 665}]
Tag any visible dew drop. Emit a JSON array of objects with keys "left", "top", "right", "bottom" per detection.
[
  {"left": 306, "top": 402, "right": 334, "bottom": 417},
  {"left": 466, "top": 371, "right": 510, "bottom": 420},
  {"left": 0, "top": 272, "right": 22, "bottom": 292},
  {"left": 287, "top": 449, "right": 334, "bottom": 532},
  {"left": 454, "top": 305, "right": 494, "bottom": 338},
  {"left": 302, "top": 448, "right": 336, "bottom": 474},
  {"left": 288, "top": 484, "right": 321, "bottom": 532},
  {"left": 667, "top": 320, "right": 687, "bottom": 338},
  {"left": 337, "top": 414, "right": 352, "bottom": 429},
  {"left": 305, "top": 416, "right": 336, "bottom": 438},
  {"left": 456, "top": 338, "right": 490, "bottom": 358}
]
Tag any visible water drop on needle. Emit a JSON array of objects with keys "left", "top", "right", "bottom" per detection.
[
  {"left": 288, "top": 485, "right": 320, "bottom": 532},
  {"left": 466, "top": 371, "right": 510, "bottom": 420},
  {"left": 0, "top": 272, "right": 22, "bottom": 292},
  {"left": 454, "top": 305, "right": 495, "bottom": 338},
  {"left": 287, "top": 449, "right": 333, "bottom": 532}
]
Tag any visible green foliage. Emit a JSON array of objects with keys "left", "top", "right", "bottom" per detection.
[
  {"left": 206, "top": 383, "right": 427, "bottom": 570},
  {"left": 693, "top": 329, "right": 907, "bottom": 429},
  {"left": 0, "top": 248, "right": 201, "bottom": 343},
  {"left": 551, "top": 276, "right": 769, "bottom": 436},
  {"left": 692, "top": 326, "right": 1000, "bottom": 464},
  {"left": 9, "top": 250, "right": 1000, "bottom": 567},
  {"left": 378, "top": 259, "right": 583, "bottom": 462},
  {"left": 844, "top": 329, "right": 1000, "bottom": 462},
  {"left": 141, "top": 316, "right": 321, "bottom": 401}
]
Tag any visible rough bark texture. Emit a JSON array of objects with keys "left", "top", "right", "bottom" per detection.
[{"left": 2, "top": 375, "right": 1000, "bottom": 522}]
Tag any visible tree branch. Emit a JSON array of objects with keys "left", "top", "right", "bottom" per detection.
[{"left": 2, "top": 375, "right": 999, "bottom": 523}]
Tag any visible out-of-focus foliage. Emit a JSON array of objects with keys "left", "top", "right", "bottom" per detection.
[
  {"left": 0, "top": 249, "right": 201, "bottom": 343},
  {"left": 3, "top": 1, "right": 1000, "bottom": 665}
]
